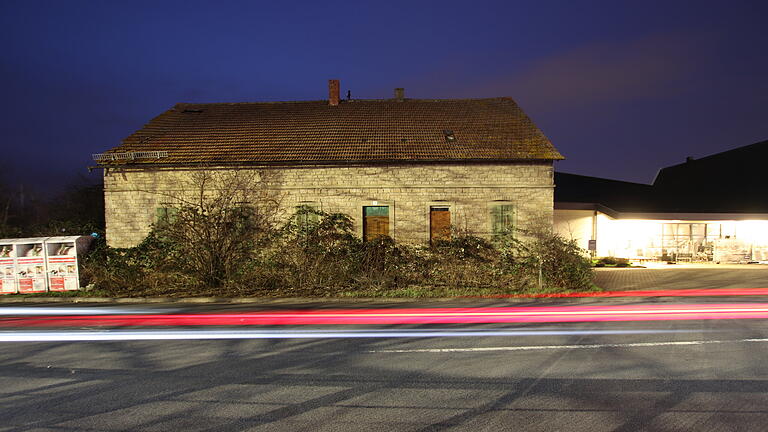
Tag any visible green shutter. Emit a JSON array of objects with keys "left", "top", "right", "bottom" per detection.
[
  {"left": 491, "top": 204, "right": 515, "bottom": 237},
  {"left": 296, "top": 204, "right": 320, "bottom": 228}
]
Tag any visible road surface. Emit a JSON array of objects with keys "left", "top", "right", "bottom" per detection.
[{"left": 2, "top": 297, "right": 768, "bottom": 431}]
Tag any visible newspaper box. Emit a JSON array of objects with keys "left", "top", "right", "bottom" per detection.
[
  {"left": 14, "top": 238, "right": 49, "bottom": 293},
  {"left": 0, "top": 239, "right": 17, "bottom": 294},
  {"left": 44, "top": 236, "right": 92, "bottom": 291}
]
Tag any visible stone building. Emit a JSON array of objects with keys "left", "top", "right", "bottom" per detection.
[{"left": 95, "top": 81, "right": 563, "bottom": 248}]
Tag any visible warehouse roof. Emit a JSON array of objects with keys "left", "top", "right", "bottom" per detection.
[{"left": 97, "top": 97, "right": 563, "bottom": 166}]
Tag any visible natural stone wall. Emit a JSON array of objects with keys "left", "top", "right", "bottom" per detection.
[{"left": 103, "top": 162, "right": 555, "bottom": 248}]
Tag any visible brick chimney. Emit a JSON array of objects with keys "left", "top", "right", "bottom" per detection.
[
  {"left": 394, "top": 87, "right": 404, "bottom": 101},
  {"left": 328, "top": 79, "right": 340, "bottom": 106}
]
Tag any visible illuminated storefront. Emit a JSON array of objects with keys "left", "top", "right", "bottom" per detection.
[{"left": 555, "top": 204, "right": 768, "bottom": 263}]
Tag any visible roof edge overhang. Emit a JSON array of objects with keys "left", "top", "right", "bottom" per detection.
[
  {"left": 618, "top": 211, "right": 768, "bottom": 221},
  {"left": 555, "top": 202, "right": 768, "bottom": 221},
  {"left": 554, "top": 202, "right": 620, "bottom": 218},
  {"left": 91, "top": 157, "right": 560, "bottom": 170}
]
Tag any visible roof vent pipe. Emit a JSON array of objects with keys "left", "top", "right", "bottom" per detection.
[
  {"left": 394, "top": 87, "right": 404, "bottom": 101},
  {"left": 329, "top": 79, "right": 340, "bottom": 106}
]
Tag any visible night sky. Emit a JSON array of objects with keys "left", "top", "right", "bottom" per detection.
[{"left": 1, "top": 0, "right": 766, "bottom": 190}]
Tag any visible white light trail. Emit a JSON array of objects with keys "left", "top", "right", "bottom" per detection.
[{"left": 0, "top": 307, "right": 180, "bottom": 316}]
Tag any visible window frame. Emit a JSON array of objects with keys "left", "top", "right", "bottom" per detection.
[{"left": 488, "top": 201, "right": 516, "bottom": 239}]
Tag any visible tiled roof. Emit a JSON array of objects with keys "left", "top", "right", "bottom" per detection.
[{"left": 99, "top": 97, "right": 563, "bottom": 165}]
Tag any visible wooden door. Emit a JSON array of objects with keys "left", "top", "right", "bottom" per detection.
[
  {"left": 363, "top": 206, "right": 389, "bottom": 241},
  {"left": 430, "top": 207, "right": 451, "bottom": 242}
]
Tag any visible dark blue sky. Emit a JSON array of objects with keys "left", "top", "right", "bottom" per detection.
[{"left": 1, "top": 0, "right": 766, "bottom": 188}]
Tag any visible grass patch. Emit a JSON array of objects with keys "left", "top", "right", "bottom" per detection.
[
  {"left": 3, "top": 288, "right": 114, "bottom": 298},
  {"left": 339, "top": 284, "right": 604, "bottom": 298},
  {"left": 2, "top": 283, "right": 604, "bottom": 300}
]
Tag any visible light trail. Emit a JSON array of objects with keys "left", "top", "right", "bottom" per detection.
[
  {"left": 0, "top": 328, "right": 700, "bottom": 342},
  {"left": 0, "top": 307, "right": 180, "bottom": 316},
  {"left": 2, "top": 303, "right": 768, "bottom": 327}
]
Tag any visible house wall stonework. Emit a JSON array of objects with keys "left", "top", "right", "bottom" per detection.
[{"left": 103, "top": 162, "right": 555, "bottom": 248}]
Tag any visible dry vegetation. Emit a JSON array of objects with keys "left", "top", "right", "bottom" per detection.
[
  {"left": 78, "top": 169, "right": 595, "bottom": 298},
  {"left": 82, "top": 209, "right": 595, "bottom": 298}
]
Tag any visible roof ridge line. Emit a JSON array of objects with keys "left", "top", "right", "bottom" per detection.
[{"left": 175, "top": 97, "right": 515, "bottom": 106}]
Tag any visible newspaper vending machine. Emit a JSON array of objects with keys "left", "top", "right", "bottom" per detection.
[
  {"left": 14, "top": 238, "right": 48, "bottom": 293},
  {"left": 44, "top": 236, "right": 93, "bottom": 291},
  {"left": 0, "top": 239, "right": 16, "bottom": 294}
]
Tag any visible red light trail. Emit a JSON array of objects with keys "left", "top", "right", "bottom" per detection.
[{"left": 2, "top": 303, "right": 768, "bottom": 327}]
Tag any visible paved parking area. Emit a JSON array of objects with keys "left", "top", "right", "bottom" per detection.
[{"left": 594, "top": 264, "right": 768, "bottom": 291}]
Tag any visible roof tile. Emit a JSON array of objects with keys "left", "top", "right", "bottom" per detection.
[{"left": 99, "top": 98, "right": 563, "bottom": 165}]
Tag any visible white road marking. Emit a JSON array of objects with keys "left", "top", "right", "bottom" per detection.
[{"left": 369, "top": 338, "right": 768, "bottom": 353}]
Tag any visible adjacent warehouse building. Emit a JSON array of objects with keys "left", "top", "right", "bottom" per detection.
[{"left": 554, "top": 140, "right": 768, "bottom": 263}]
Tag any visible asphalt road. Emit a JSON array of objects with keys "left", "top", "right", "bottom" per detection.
[{"left": 2, "top": 299, "right": 768, "bottom": 431}]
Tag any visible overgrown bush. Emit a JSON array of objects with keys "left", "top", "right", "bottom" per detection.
[
  {"left": 259, "top": 206, "right": 419, "bottom": 293},
  {"left": 422, "top": 235, "right": 501, "bottom": 289},
  {"left": 596, "top": 256, "right": 630, "bottom": 267},
  {"left": 80, "top": 231, "right": 190, "bottom": 296},
  {"left": 82, "top": 206, "right": 595, "bottom": 297},
  {"left": 495, "top": 227, "right": 594, "bottom": 291},
  {"left": 263, "top": 206, "right": 360, "bottom": 292},
  {"left": 147, "top": 169, "right": 281, "bottom": 288}
]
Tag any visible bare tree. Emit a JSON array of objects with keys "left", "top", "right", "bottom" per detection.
[
  {"left": 149, "top": 168, "right": 283, "bottom": 287},
  {"left": 0, "top": 181, "right": 13, "bottom": 237}
]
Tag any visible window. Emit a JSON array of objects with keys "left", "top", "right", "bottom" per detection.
[
  {"left": 430, "top": 206, "right": 451, "bottom": 243},
  {"left": 490, "top": 204, "right": 515, "bottom": 238},
  {"left": 661, "top": 223, "right": 711, "bottom": 260},
  {"left": 662, "top": 223, "right": 707, "bottom": 246},
  {"left": 363, "top": 206, "right": 389, "bottom": 241},
  {"left": 443, "top": 130, "right": 456, "bottom": 142},
  {"left": 295, "top": 203, "right": 320, "bottom": 231}
]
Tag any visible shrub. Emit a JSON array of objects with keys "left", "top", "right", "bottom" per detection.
[
  {"left": 148, "top": 169, "right": 281, "bottom": 287},
  {"left": 352, "top": 236, "right": 420, "bottom": 290},
  {"left": 424, "top": 235, "right": 500, "bottom": 288},
  {"left": 265, "top": 206, "right": 361, "bottom": 291},
  {"left": 431, "top": 235, "right": 497, "bottom": 262},
  {"left": 80, "top": 231, "right": 181, "bottom": 296},
  {"left": 83, "top": 207, "right": 596, "bottom": 297},
  {"left": 265, "top": 206, "right": 421, "bottom": 292},
  {"left": 614, "top": 258, "right": 630, "bottom": 267},
  {"left": 496, "top": 227, "right": 594, "bottom": 291},
  {"left": 596, "top": 257, "right": 630, "bottom": 267}
]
